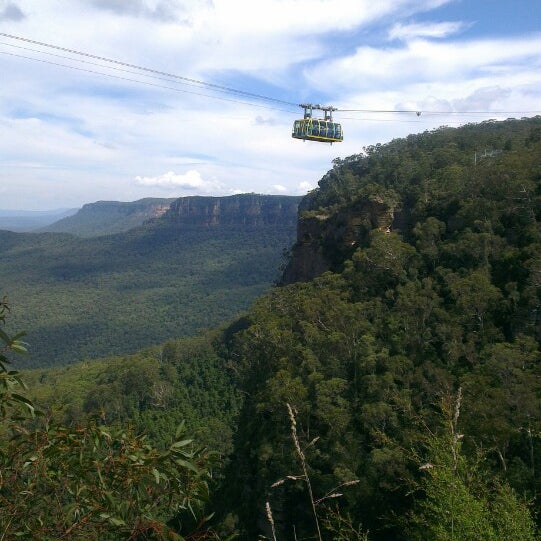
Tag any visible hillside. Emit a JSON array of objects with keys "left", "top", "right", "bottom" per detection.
[
  {"left": 7, "top": 117, "right": 541, "bottom": 540},
  {"left": 1, "top": 193, "right": 300, "bottom": 368},
  {"left": 40, "top": 197, "right": 176, "bottom": 237},
  {"left": 23, "top": 330, "right": 242, "bottom": 457},
  {"left": 217, "top": 117, "right": 541, "bottom": 539}
]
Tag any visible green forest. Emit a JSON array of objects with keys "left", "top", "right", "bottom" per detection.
[
  {"left": 1, "top": 116, "right": 540, "bottom": 540},
  {"left": 0, "top": 202, "right": 298, "bottom": 368}
]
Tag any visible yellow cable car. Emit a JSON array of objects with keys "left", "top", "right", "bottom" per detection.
[{"left": 292, "top": 104, "right": 343, "bottom": 143}]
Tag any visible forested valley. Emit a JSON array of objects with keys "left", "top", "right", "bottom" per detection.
[
  {"left": 1, "top": 116, "right": 540, "bottom": 540},
  {"left": 0, "top": 194, "right": 299, "bottom": 367}
]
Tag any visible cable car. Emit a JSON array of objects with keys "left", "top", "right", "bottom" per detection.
[{"left": 292, "top": 104, "right": 343, "bottom": 143}]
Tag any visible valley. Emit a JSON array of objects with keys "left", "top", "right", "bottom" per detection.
[
  {"left": 0, "top": 193, "right": 300, "bottom": 367},
  {"left": 1, "top": 116, "right": 540, "bottom": 540}
]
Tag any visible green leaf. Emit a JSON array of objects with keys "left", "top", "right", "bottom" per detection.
[
  {"left": 171, "top": 439, "right": 193, "bottom": 449},
  {"left": 11, "top": 393, "right": 34, "bottom": 407},
  {"left": 175, "top": 421, "right": 186, "bottom": 439},
  {"left": 11, "top": 343, "right": 28, "bottom": 354},
  {"left": 104, "top": 491, "right": 116, "bottom": 508},
  {"left": 174, "top": 458, "right": 199, "bottom": 473},
  {"left": 0, "top": 328, "right": 11, "bottom": 343}
]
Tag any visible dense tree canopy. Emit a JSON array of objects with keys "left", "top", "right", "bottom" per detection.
[
  {"left": 0, "top": 299, "right": 221, "bottom": 540},
  {"left": 216, "top": 117, "right": 541, "bottom": 539},
  {"left": 2, "top": 117, "right": 540, "bottom": 540},
  {"left": 0, "top": 219, "right": 295, "bottom": 368}
]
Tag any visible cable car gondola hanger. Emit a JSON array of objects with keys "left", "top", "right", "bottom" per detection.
[{"left": 292, "top": 103, "right": 344, "bottom": 144}]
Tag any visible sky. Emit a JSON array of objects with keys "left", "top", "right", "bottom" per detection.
[{"left": 0, "top": 0, "right": 540, "bottom": 210}]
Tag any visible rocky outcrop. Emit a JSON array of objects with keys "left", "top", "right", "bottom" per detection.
[
  {"left": 80, "top": 199, "right": 174, "bottom": 220},
  {"left": 280, "top": 197, "right": 396, "bottom": 284},
  {"left": 42, "top": 198, "right": 176, "bottom": 237},
  {"left": 163, "top": 194, "right": 301, "bottom": 227}
]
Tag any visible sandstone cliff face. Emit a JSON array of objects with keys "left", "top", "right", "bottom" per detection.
[
  {"left": 79, "top": 199, "right": 173, "bottom": 218},
  {"left": 42, "top": 198, "right": 176, "bottom": 237},
  {"left": 164, "top": 194, "right": 301, "bottom": 227},
  {"left": 280, "top": 197, "right": 397, "bottom": 284}
]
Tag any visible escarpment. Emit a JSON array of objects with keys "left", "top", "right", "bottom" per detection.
[
  {"left": 164, "top": 194, "right": 301, "bottom": 228},
  {"left": 280, "top": 195, "right": 398, "bottom": 284}
]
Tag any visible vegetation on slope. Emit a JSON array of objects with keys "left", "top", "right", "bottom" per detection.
[
  {"left": 215, "top": 117, "right": 541, "bottom": 539},
  {"left": 2, "top": 117, "right": 540, "bottom": 540},
  {"left": 0, "top": 298, "right": 221, "bottom": 541},
  {"left": 0, "top": 211, "right": 296, "bottom": 368},
  {"left": 23, "top": 331, "right": 242, "bottom": 456},
  {"left": 40, "top": 198, "right": 176, "bottom": 237}
]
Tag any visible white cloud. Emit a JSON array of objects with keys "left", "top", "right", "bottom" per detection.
[
  {"left": 87, "top": 0, "right": 187, "bottom": 22},
  {"left": 44, "top": 0, "right": 454, "bottom": 80},
  {"left": 0, "top": 2, "right": 24, "bottom": 21},
  {"left": 0, "top": 0, "right": 539, "bottom": 210},
  {"left": 254, "top": 116, "right": 278, "bottom": 126},
  {"left": 305, "top": 34, "right": 541, "bottom": 101},
  {"left": 298, "top": 181, "right": 315, "bottom": 193},
  {"left": 134, "top": 170, "right": 222, "bottom": 192},
  {"left": 199, "top": 0, "right": 434, "bottom": 38},
  {"left": 388, "top": 21, "right": 467, "bottom": 41}
]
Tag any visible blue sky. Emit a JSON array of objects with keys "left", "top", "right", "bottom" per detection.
[{"left": 0, "top": 0, "right": 540, "bottom": 210}]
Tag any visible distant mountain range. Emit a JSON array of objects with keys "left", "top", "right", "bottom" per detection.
[
  {"left": 0, "top": 208, "right": 77, "bottom": 232},
  {"left": 0, "top": 198, "right": 180, "bottom": 236}
]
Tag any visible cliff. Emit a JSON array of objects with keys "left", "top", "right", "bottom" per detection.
[
  {"left": 163, "top": 194, "right": 301, "bottom": 227},
  {"left": 280, "top": 195, "right": 396, "bottom": 284},
  {"left": 281, "top": 116, "right": 541, "bottom": 285},
  {"left": 2, "top": 193, "right": 302, "bottom": 368},
  {"left": 221, "top": 116, "right": 541, "bottom": 541},
  {"left": 42, "top": 198, "right": 175, "bottom": 237}
]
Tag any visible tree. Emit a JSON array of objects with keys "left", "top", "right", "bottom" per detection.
[
  {"left": 407, "top": 390, "right": 538, "bottom": 541},
  {"left": 0, "top": 298, "right": 220, "bottom": 540},
  {"left": 1, "top": 422, "right": 217, "bottom": 540},
  {"left": 0, "top": 296, "right": 33, "bottom": 421}
]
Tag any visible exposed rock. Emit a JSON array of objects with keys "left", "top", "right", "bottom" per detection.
[
  {"left": 42, "top": 198, "right": 176, "bottom": 237},
  {"left": 164, "top": 194, "right": 301, "bottom": 228},
  {"left": 280, "top": 197, "right": 396, "bottom": 284}
]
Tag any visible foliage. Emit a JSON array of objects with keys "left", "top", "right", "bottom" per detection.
[
  {"left": 0, "top": 302, "right": 221, "bottom": 540},
  {"left": 407, "top": 391, "right": 538, "bottom": 541},
  {"left": 23, "top": 332, "right": 243, "bottom": 455},
  {"left": 263, "top": 403, "right": 367, "bottom": 541},
  {"left": 217, "top": 117, "right": 541, "bottom": 540},
  {"left": 320, "top": 507, "right": 369, "bottom": 541},
  {"left": 0, "top": 217, "right": 296, "bottom": 368},
  {"left": 41, "top": 198, "right": 177, "bottom": 237},
  {"left": 0, "top": 297, "right": 33, "bottom": 420},
  {"left": 3, "top": 117, "right": 541, "bottom": 540},
  {"left": 0, "top": 423, "right": 218, "bottom": 540}
]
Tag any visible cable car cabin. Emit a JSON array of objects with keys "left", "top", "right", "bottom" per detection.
[
  {"left": 292, "top": 118, "right": 343, "bottom": 143},
  {"left": 292, "top": 104, "right": 343, "bottom": 143}
]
